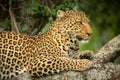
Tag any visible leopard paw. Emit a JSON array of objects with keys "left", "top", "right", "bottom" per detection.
[{"left": 79, "top": 50, "right": 94, "bottom": 60}]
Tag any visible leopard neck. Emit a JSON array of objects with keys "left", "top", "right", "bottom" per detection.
[{"left": 44, "top": 19, "right": 65, "bottom": 38}]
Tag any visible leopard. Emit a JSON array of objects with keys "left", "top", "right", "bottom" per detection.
[{"left": 0, "top": 10, "right": 93, "bottom": 80}]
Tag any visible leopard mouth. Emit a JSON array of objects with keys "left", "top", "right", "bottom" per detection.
[
  {"left": 76, "top": 35, "right": 83, "bottom": 41},
  {"left": 76, "top": 35, "right": 89, "bottom": 43}
]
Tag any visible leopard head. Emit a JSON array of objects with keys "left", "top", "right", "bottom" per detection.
[{"left": 57, "top": 10, "right": 92, "bottom": 40}]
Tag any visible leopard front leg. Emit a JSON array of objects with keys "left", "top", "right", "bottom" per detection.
[{"left": 27, "top": 55, "right": 93, "bottom": 77}]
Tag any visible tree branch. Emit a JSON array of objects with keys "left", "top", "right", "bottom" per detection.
[
  {"left": 93, "top": 34, "right": 120, "bottom": 63},
  {"left": 9, "top": 7, "right": 20, "bottom": 33}
]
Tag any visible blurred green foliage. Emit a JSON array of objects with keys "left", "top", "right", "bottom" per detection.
[
  {"left": 0, "top": 0, "right": 120, "bottom": 53},
  {"left": 3, "top": 18, "right": 11, "bottom": 30}
]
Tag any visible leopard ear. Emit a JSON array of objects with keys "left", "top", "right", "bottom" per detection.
[
  {"left": 79, "top": 11, "right": 86, "bottom": 17},
  {"left": 79, "top": 11, "right": 89, "bottom": 22},
  {"left": 57, "top": 10, "right": 65, "bottom": 18}
]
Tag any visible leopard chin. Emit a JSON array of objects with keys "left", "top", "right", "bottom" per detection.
[{"left": 80, "top": 40, "right": 89, "bottom": 43}]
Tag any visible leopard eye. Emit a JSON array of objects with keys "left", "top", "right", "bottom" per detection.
[{"left": 80, "top": 21, "right": 83, "bottom": 25}]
